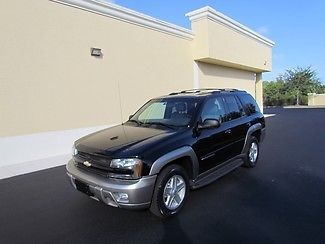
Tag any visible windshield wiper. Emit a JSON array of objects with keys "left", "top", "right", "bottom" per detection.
[
  {"left": 128, "top": 119, "right": 143, "bottom": 126},
  {"left": 143, "top": 122, "right": 175, "bottom": 129}
]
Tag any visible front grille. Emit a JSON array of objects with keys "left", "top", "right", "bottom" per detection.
[{"left": 74, "top": 152, "right": 112, "bottom": 177}]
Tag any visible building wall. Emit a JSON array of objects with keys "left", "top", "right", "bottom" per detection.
[
  {"left": 0, "top": 1, "right": 273, "bottom": 172},
  {"left": 187, "top": 7, "right": 273, "bottom": 72},
  {"left": 255, "top": 73, "right": 263, "bottom": 113},
  {"left": 204, "top": 19, "right": 272, "bottom": 72},
  {"left": 0, "top": 0, "right": 193, "bottom": 137},
  {"left": 196, "top": 62, "right": 263, "bottom": 112},
  {"left": 197, "top": 62, "right": 256, "bottom": 96},
  {"left": 308, "top": 94, "right": 325, "bottom": 106}
]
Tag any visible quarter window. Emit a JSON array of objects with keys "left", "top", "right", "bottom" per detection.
[{"left": 239, "top": 94, "right": 260, "bottom": 115}]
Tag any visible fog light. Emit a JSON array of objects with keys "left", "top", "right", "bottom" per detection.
[{"left": 113, "top": 192, "right": 129, "bottom": 203}]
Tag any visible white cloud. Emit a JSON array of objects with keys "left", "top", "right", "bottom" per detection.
[{"left": 256, "top": 26, "right": 269, "bottom": 35}]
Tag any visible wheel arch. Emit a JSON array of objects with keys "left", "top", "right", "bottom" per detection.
[
  {"left": 149, "top": 146, "right": 199, "bottom": 180},
  {"left": 241, "top": 123, "right": 262, "bottom": 154}
]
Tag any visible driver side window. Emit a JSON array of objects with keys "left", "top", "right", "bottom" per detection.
[{"left": 201, "top": 97, "right": 227, "bottom": 123}]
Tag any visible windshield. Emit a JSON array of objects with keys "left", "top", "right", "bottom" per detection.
[{"left": 129, "top": 97, "right": 202, "bottom": 127}]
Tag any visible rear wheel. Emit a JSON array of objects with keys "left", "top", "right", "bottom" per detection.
[
  {"left": 243, "top": 136, "right": 259, "bottom": 167},
  {"left": 150, "top": 164, "right": 189, "bottom": 218}
]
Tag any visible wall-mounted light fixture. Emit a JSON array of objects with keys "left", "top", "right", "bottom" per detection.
[{"left": 90, "top": 47, "right": 103, "bottom": 58}]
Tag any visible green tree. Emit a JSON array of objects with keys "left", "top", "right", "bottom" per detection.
[
  {"left": 263, "top": 80, "right": 286, "bottom": 106},
  {"left": 263, "top": 66, "right": 323, "bottom": 106},
  {"left": 278, "top": 66, "right": 321, "bottom": 105}
]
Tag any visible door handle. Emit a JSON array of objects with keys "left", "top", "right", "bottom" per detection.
[{"left": 225, "top": 129, "right": 232, "bottom": 134}]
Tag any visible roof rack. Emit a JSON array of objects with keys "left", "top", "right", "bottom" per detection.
[
  {"left": 181, "top": 88, "right": 221, "bottom": 93},
  {"left": 169, "top": 88, "right": 240, "bottom": 95}
]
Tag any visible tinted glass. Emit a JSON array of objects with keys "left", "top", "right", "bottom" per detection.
[
  {"left": 235, "top": 96, "right": 246, "bottom": 117},
  {"left": 239, "top": 94, "right": 260, "bottom": 114},
  {"left": 224, "top": 95, "right": 242, "bottom": 120},
  {"left": 132, "top": 98, "right": 201, "bottom": 127},
  {"left": 201, "top": 97, "right": 227, "bottom": 123},
  {"left": 138, "top": 102, "right": 166, "bottom": 120}
]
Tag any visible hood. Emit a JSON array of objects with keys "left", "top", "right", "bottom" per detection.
[{"left": 75, "top": 124, "right": 176, "bottom": 157}]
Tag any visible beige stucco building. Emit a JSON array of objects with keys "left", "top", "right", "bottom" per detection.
[
  {"left": 308, "top": 93, "right": 325, "bottom": 106},
  {"left": 0, "top": 0, "right": 274, "bottom": 176}
]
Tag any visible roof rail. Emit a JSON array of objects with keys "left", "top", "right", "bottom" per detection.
[
  {"left": 180, "top": 88, "right": 220, "bottom": 93},
  {"left": 219, "top": 88, "right": 239, "bottom": 92},
  {"left": 169, "top": 88, "right": 241, "bottom": 95}
]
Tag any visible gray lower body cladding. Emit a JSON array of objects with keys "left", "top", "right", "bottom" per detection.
[{"left": 66, "top": 160, "right": 156, "bottom": 209}]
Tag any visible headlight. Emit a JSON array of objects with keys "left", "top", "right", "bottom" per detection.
[
  {"left": 110, "top": 158, "right": 142, "bottom": 179},
  {"left": 72, "top": 144, "right": 78, "bottom": 156}
]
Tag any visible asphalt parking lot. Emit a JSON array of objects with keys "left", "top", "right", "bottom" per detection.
[{"left": 1, "top": 108, "right": 325, "bottom": 244}]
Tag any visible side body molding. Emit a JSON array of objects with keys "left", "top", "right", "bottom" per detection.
[
  {"left": 149, "top": 146, "right": 199, "bottom": 179},
  {"left": 241, "top": 122, "right": 262, "bottom": 154}
]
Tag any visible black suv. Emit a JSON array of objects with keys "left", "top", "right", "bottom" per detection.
[{"left": 67, "top": 88, "right": 265, "bottom": 217}]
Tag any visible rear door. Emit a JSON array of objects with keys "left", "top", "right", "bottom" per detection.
[{"left": 222, "top": 94, "right": 248, "bottom": 158}]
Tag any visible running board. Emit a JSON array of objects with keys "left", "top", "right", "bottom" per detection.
[{"left": 191, "top": 156, "right": 244, "bottom": 189}]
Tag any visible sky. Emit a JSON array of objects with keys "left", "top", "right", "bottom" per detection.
[{"left": 105, "top": 0, "right": 325, "bottom": 83}]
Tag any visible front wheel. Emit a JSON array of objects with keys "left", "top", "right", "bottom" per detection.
[
  {"left": 243, "top": 136, "right": 259, "bottom": 168},
  {"left": 150, "top": 164, "right": 189, "bottom": 218}
]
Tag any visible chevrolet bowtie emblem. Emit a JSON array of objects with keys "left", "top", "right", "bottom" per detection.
[{"left": 83, "top": 161, "right": 92, "bottom": 167}]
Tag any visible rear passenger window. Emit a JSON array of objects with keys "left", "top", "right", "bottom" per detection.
[
  {"left": 235, "top": 96, "right": 246, "bottom": 117},
  {"left": 239, "top": 94, "right": 260, "bottom": 115},
  {"left": 224, "top": 95, "right": 243, "bottom": 120},
  {"left": 201, "top": 97, "right": 227, "bottom": 123}
]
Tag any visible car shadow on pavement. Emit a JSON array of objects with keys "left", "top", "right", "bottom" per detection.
[{"left": 159, "top": 217, "right": 192, "bottom": 244}]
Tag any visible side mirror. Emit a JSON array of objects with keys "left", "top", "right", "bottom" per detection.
[
  {"left": 198, "top": 118, "right": 220, "bottom": 130},
  {"left": 128, "top": 114, "right": 133, "bottom": 120}
]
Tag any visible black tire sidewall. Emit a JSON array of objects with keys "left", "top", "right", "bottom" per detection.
[{"left": 155, "top": 166, "right": 189, "bottom": 217}]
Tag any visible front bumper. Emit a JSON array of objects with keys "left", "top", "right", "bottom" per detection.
[{"left": 66, "top": 160, "right": 156, "bottom": 209}]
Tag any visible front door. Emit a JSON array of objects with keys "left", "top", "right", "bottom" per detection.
[{"left": 193, "top": 96, "right": 232, "bottom": 174}]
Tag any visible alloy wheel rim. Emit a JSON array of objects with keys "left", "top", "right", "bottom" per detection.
[
  {"left": 163, "top": 175, "right": 186, "bottom": 210},
  {"left": 249, "top": 142, "right": 258, "bottom": 163}
]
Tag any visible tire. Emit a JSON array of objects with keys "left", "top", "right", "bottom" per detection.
[
  {"left": 243, "top": 136, "right": 259, "bottom": 168},
  {"left": 150, "top": 164, "right": 189, "bottom": 218}
]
